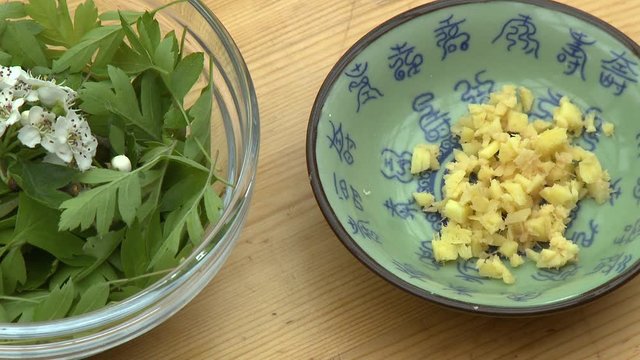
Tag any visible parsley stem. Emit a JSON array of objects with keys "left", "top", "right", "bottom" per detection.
[
  {"left": 151, "top": 0, "right": 189, "bottom": 15},
  {"left": 178, "top": 26, "right": 187, "bottom": 59},
  {"left": 106, "top": 268, "right": 174, "bottom": 286},
  {"left": 0, "top": 295, "right": 44, "bottom": 304}
]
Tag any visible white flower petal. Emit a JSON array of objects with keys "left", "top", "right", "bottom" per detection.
[
  {"left": 41, "top": 134, "right": 58, "bottom": 153},
  {"left": 26, "top": 106, "right": 45, "bottom": 126},
  {"left": 37, "top": 86, "right": 68, "bottom": 108},
  {"left": 25, "top": 90, "right": 39, "bottom": 103},
  {"left": 6, "top": 111, "right": 20, "bottom": 125},
  {"left": 54, "top": 142, "right": 73, "bottom": 163},
  {"left": 43, "top": 152, "right": 67, "bottom": 166},
  {"left": 20, "top": 110, "right": 30, "bottom": 125},
  {"left": 17, "top": 126, "right": 42, "bottom": 148},
  {"left": 0, "top": 66, "right": 25, "bottom": 89},
  {"left": 74, "top": 151, "right": 93, "bottom": 171},
  {"left": 0, "top": 122, "right": 6, "bottom": 137}
]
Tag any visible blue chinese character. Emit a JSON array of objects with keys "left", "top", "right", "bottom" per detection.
[
  {"left": 345, "top": 62, "right": 383, "bottom": 112},
  {"left": 388, "top": 42, "right": 423, "bottom": 81},
  {"left": 600, "top": 51, "right": 639, "bottom": 96},
  {"left": 444, "top": 284, "right": 474, "bottom": 297},
  {"left": 327, "top": 120, "right": 356, "bottom": 165},
  {"left": 557, "top": 29, "right": 596, "bottom": 81},
  {"left": 380, "top": 148, "right": 412, "bottom": 183},
  {"left": 333, "top": 173, "right": 363, "bottom": 211},
  {"left": 456, "top": 259, "right": 485, "bottom": 284},
  {"left": 492, "top": 14, "right": 540, "bottom": 58},
  {"left": 347, "top": 216, "right": 380, "bottom": 243},
  {"left": 453, "top": 70, "right": 495, "bottom": 104},
  {"left": 425, "top": 211, "right": 444, "bottom": 232},
  {"left": 529, "top": 88, "right": 563, "bottom": 120},
  {"left": 588, "top": 253, "right": 633, "bottom": 275},
  {"left": 438, "top": 136, "right": 461, "bottom": 161},
  {"left": 507, "top": 292, "right": 541, "bottom": 302},
  {"left": 434, "top": 15, "right": 470, "bottom": 60},
  {"left": 532, "top": 264, "right": 579, "bottom": 281},
  {"left": 416, "top": 240, "right": 441, "bottom": 271},
  {"left": 580, "top": 107, "right": 604, "bottom": 151},
  {"left": 384, "top": 198, "right": 419, "bottom": 220},
  {"left": 412, "top": 92, "right": 452, "bottom": 142},
  {"left": 614, "top": 218, "right": 640, "bottom": 246},
  {"left": 416, "top": 170, "right": 436, "bottom": 193},
  {"left": 568, "top": 219, "right": 598, "bottom": 247},
  {"left": 634, "top": 177, "right": 640, "bottom": 205},
  {"left": 609, "top": 177, "right": 622, "bottom": 206},
  {"left": 393, "top": 260, "right": 429, "bottom": 281}
]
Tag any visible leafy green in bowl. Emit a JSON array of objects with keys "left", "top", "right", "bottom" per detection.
[{"left": 0, "top": 0, "right": 258, "bottom": 356}]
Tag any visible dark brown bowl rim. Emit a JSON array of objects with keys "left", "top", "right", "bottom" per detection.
[{"left": 306, "top": 0, "right": 640, "bottom": 316}]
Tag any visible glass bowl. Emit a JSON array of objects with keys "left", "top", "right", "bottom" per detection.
[
  {"left": 307, "top": 0, "right": 640, "bottom": 316},
  {"left": 0, "top": 0, "right": 259, "bottom": 358}
]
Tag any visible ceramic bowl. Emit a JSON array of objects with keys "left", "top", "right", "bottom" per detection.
[{"left": 307, "top": 0, "right": 640, "bottom": 315}]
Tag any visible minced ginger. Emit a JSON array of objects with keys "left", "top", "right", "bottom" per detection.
[{"left": 411, "top": 85, "right": 612, "bottom": 284}]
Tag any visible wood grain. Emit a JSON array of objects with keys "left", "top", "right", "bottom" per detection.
[{"left": 96, "top": 1, "right": 640, "bottom": 359}]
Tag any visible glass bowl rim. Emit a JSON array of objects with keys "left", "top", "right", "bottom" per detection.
[{"left": 0, "top": 0, "right": 259, "bottom": 336}]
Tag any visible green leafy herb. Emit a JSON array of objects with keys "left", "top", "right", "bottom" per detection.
[
  {"left": 0, "top": 2, "right": 26, "bottom": 20},
  {"left": 9, "top": 160, "right": 77, "bottom": 209},
  {"left": 71, "top": 281, "right": 108, "bottom": 316},
  {"left": 32, "top": 279, "right": 74, "bottom": 321},
  {"left": 0, "top": 0, "right": 223, "bottom": 324},
  {"left": 58, "top": 169, "right": 140, "bottom": 234}
]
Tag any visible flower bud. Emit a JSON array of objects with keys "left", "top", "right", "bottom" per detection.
[{"left": 111, "top": 155, "right": 132, "bottom": 172}]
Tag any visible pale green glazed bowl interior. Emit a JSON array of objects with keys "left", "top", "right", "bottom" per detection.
[{"left": 307, "top": 0, "right": 640, "bottom": 315}]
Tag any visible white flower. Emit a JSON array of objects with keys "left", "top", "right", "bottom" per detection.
[
  {"left": 0, "top": 66, "right": 27, "bottom": 90},
  {"left": 0, "top": 88, "right": 25, "bottom": 137},
  {"left": 111, "top": 155, "right": 132, "bottom": 172},
  {"left": 23, "top": 77, "right": 76, "bottom": 110},
  {"left": 41, "top": 110, "right": 97, "bottom": 171},
  {"left": 17, "top": 106, "right": 55, "bottom": 148}
]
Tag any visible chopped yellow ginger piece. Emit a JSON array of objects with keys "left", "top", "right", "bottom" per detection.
[
  {"left": 432, "top": 238, "right": 458, "bottom": 261},
  {"left": 412, "top": 192, "right": 435, "bottom": 208},
  {"left": 410, "top": 144, "right": 440, "bottom": 173},
  {"left": 584, "top": 113, "right": 597, "bottom": 133},
  {"left": 442, "top": 199, "right": 470, "bottom": 224},
  {"left": 539, "top": 184, "right": 577, "bottom": 207},
  {"left": 534, "top": 127, "right": 567, "bottom": 157},
  {"left": 411, "top": 85, "right": 613, "bottom": 284},
  {"left": 518, "top": 87, "right": 534, "bottom": 113},
  {"left": 510, "top": 254, "right": 525, "bottom": 267},
  {"left": 602, "top": 122, "right": 615, "bottom": 136},
  {"left": 529, "top": 233, "right": 579, "bottom": 268},
  {"left": 477, "top": 256, "right": 515, "bottom": 284},
  {"left": 554, "top": 97, "right": 583, "bottom": 135}
]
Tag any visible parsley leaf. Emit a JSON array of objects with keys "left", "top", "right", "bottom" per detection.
[
  {"left": 1, "top": 248, "right": 26, "bottom": 295},
  {"left": 25, "top": 0, "right": 98, "bottom": 48},
  {"left": 9, "top": 160, "right": 77, "bottom": 209},
  {"left": 52, "top": 25, "right": 121, "bottom": 73},
  {"left": 106, "top": 65, "right": 161, "bottom": 141},
  {"left": 1, "top": 20, "right": 49, "bottom": 67},
  {"left": 70, "top": 281, "right": 108, "bottom": 316},
  {"left": 0, "top": 2, "right": 27, "bottom": 20},
  {"left": 58, "top": 169, "right": 141, "bottom": 235},
  {"left": 32, "top": 279, "right": 74, "bottom": 321}
]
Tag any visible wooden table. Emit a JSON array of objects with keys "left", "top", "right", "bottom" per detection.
[{"left": 98, "top": 1, "right": 640, "bottom": 358}]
